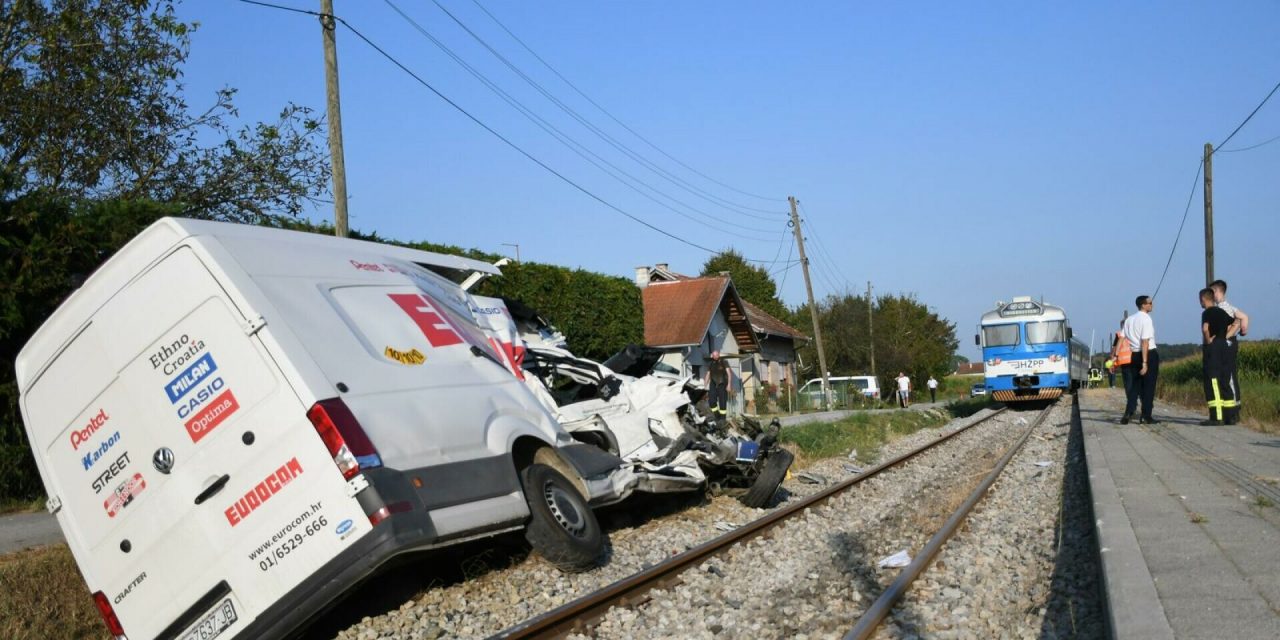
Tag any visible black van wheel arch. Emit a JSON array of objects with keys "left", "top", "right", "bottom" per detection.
[
  {"left": 739, "top": 448, "right": 793, "bottom": 508},
  {"left": 520, "top": 463, "right": 605, "bottom": 572}
]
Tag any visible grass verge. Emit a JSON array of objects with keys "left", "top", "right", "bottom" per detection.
[
  {"left": 780, "top": 408, "right": 954, "bottom": 464},
  {"left": 0, "top": 497, "right": 46, "bottom": 515},
  {"left": 1158, "top": 340, "right": 1280, "bottom": 434},
  {"left": 0, "top": 544, "right": 104, "bottom": 639}
]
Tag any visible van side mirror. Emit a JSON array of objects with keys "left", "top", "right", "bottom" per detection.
[
  {"left": 974, "top": 334, "right": 980, "bottom": 346},
  {"left": 1066, "top": 327, "right": 1073, "bottom": 339}
]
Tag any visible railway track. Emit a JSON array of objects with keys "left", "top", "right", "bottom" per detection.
[{"left": 491, "top": 400, "right": 1058, "bottom": 639}]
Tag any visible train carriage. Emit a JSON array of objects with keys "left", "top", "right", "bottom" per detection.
[{"left": 976, "top": 297, "right": 1089, "bottom": 402}]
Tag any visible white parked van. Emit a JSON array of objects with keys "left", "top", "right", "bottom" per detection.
[
  {"left": 15, "top": 219, "right": 633, "bottom": 640},
  {"left": 798, "top": 375, "right": 881, "bottom": 403}
]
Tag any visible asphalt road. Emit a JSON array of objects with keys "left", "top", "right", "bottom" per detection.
[{"left": 0, "top": 510, "right": 62, "bottom": 554}]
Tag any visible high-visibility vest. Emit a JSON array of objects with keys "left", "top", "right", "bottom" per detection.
[{"left": 1113, "top": 331, "right": 1132, "bottom": 366}]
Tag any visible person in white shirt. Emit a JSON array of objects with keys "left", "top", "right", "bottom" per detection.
[
  {"left": 927, "top": 376, "right": 938, "bottom": 403},
  {"left": 895, "top": 372, "right": 911, "bottom": 408},
  {"left": 1121, "top": 295, "right": 1159, "bottom": 425}
]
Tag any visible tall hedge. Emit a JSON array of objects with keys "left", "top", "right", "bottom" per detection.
[{"left": 1, "top": 198, "right": 178, "bottom": 500}]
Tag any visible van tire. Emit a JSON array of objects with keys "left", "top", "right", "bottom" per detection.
[
  {"left": 739, "top": 449, "right": 793, "bottom": 509},
  {"left": 521, "top": 463, "right": 604, "bottom": 572}
]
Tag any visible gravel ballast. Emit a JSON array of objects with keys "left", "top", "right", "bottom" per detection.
[{"left": 325, "top": 401, "right": 1102, "bottom": 639}]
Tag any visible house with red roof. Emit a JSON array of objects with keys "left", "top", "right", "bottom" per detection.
[{"left": 635, "top": 265, "right": 808, "bottom": 414}]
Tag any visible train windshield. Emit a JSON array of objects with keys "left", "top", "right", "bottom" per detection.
[
  {"left": 983, "top": 324, "right": 1020, "bottom": 347},
  {"left": 1026, "top": 320, "right": 1066, "bottom": 344}
]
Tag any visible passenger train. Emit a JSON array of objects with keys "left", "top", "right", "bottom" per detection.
[{"left": 976, "top": 296, "right": 1089, "bottom": 402}]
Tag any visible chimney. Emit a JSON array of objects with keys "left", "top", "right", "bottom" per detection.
[{"left": 635, "top": 266, "right": 650, "bottom": 288}]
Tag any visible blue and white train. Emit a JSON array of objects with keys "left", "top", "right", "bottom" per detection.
[{"left": 976, "top": 297, "right": 1089, "bottom": 402}]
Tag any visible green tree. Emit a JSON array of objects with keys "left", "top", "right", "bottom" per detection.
[
  {"left": 0, "top": 0, "right": 330, "bottom": 220},
  {"left": 701, "top": 248, "right": 788, "bottom": 320},
  {"left": 795, "top": 292, "right": 957, "bottom": 390}
]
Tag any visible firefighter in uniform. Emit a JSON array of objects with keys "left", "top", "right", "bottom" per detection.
[
  {"left": 1199, "top": 288, "right": 1240, "bottom": 426},
  {"left": 704, "top": 351, "right": 733, "bottom": 421}
]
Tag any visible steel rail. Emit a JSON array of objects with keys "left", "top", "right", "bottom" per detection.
[
  {"left": 844, "top": 401, "right": 1057, "bottom": 639},
  {"left": 491, "top": 406, "right": 1008, "bottom": 640}
]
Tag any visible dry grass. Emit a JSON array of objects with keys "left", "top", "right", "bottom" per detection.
[{"left": 0, "top": 545, "right": 106, "bottom": 639}]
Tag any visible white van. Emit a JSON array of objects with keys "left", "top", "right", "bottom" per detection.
[
  {"left": 798, "top": 376, "right": 881, "bottom": 403},
  {"left": 14, "top": 219, "right": 633, "bottom": 640}
]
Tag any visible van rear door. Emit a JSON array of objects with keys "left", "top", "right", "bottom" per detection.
[{"left": 22, "top": 247, "right": 369, "bottom": 640}]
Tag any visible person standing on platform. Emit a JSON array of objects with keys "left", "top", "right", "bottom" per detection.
[
  {"left": 1122, "top": 296, "right": 1159, "bottom": 425},
  {"left": 927, "top": 376, "right": 938, "bottom": 403},
  {"left": 1199, "top": 288, "right": 1240, "bottom": 425},
  {"left": 1110, "top": 319, "right": 1134, "bottom": 420},
  {"left": 1211, "top": 279, "right": 1249, "bottom": 412}
]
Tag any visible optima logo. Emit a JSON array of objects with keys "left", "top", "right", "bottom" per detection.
[
  {"left": 166, "top": 353, "right": 218, "bottom": 403},
  {"left": 224, "top": 457, "right": 303, "bottom": 526},
  {"left": 69, "top": 409, "right": 110, "bottom": 451}
]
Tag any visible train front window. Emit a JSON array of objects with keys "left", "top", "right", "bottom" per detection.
[
  {"left": 1027, "top": 320, "right": 1066, "bottom": 344},
  {"left": 983, "top": 324, "right": 1019, "bottom": 347}
]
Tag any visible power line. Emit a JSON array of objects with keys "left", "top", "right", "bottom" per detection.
[
  {"left": 1152, "top": 160, "right": 1203, "bottom": 299},
  {"left": 1211, "top": 81, "right": 1280, "bottom": 156},
  {"left": 238, "top": 0, "right": 771, "bottom": 260},
  {"left": 1154, "top": 79, "right": 1280, "bottom": 297},
  {"left": 414, "top": 0, "right": 788, "bottom": 219},
  {"left": 798, "top": 203, "right": 854, "bottom": 292},
  {"left": 777, "top": 230, "right": 796, "bottom": 292},
  {"left": 467, "top": 0, "right": 789, "bottom": 205},
  {"left": 381, "top": 0, "right": 779, "bottom": 240},
  {"left": 1218, "top": 132, "right": 1280, "bottom": 153}
]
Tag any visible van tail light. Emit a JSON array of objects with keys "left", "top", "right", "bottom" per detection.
[
  {"left": 91, "top": 591, "right": 126, "bottom": 637},
  {"left": 307, "top": 398, "right": 382, "bottom": 480}
]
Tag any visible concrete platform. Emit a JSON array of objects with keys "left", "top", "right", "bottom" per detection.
[{"left": 1079, "top": 388, "right": 1280, "bottom": 639}]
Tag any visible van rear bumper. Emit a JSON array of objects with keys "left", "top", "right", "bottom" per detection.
[{"left": 227, "top": 500, "right": 521, "bottom": 640}]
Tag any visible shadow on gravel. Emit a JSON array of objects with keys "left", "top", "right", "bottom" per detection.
[
  {"left": 1037, "top": 397, "right": 1105, "bottom": 639},
  {"left": 299, "top": 490, "right": 714, "bottom": 639},
  {"left": 299, "top": 532, "right": 532, "bottom": 639}
]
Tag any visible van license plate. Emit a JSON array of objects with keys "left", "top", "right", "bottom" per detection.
[{"left": 182, "top": 598, "right": 238, "bottom": 640}]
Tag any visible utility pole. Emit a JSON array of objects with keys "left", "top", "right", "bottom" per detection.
[
  {"left": 1203, "top": 142, "right": 1214, "bottom": 286},
  {"left": 789, "top": 196, "right": 831, "bottom": 410},
  {"left": 867, "top": 280, "right": 876, "bottom": 378},
  {"left": 321, "top": 0, "right": 349, "bottom": 237}
]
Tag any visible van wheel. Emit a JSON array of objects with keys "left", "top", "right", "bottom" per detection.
[
  {"left": 521, "top": 463, "right": 604, "bottom": 572},
  {"left": 739, "top": 449, "right": 794, "bottom": 508}
]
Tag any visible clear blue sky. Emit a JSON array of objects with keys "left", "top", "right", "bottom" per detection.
[{"left": 177, "top": 1, "right": 1279, "bottom": 360}]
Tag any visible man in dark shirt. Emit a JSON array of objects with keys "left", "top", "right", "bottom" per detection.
[
  {"left": 703, "top": 350, "right": 733, "bottom": 421},
  {"left": 1199, "top": 288, "right": 1240, "bottom": 426}
]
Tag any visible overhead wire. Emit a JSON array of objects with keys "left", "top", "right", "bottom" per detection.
[
  {"left": 798, "top": 202, "right": 854, "bottom": 293},
  {"left": 237, "top": 0, "right": 773, "bottom": 260},
  {"left": 416, "top": 0, "right": 788, "bottom": 219},
  {"left": 381, "top": 0, "right": 779, "bottom": 240},
  {"left": 1218, "top": 132, "right": 1280, "bottom": 153},
  {"left": 1152, "top": 79, "right": 1280, "bottom": 298},
  {"left": 465, "top": 0, "right": 789, "bottom": 205}
]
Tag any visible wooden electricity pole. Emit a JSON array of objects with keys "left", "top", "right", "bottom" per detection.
[
  {"left": 867, "top": 280, "right": 876, "bottom": 378},
  {"left": 321, "top": 0, "right": 349, "bottom": 237},
  {"left": 790, "top": 196, "right": 831, "bottom": 410},
  {"left": 1203, "top": 142, "right": 1214, "bottom": 286}
]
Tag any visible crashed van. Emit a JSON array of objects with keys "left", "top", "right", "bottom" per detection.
[{"left": 15, "top": 219, "right": 639, "bottom": 640}]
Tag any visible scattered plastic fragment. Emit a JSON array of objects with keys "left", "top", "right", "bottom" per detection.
[
  {"left": 847, "top": 448, "right": 859, "bottom": 460},
  {"left": 842, "top": 464, "right": 865, "bottom": 475},
  {"left": 1033, "top": 460, "right": 1053, "bottom": 467},
  {"left": 713, "top": 521, "right": 737, "bottom": 532},
  {"left": 1015, "top": 417, "right": 1029, "bottom": 426},
  {"left": 796, "top": 472, "right": 829, "bottom": 485},
  {"left": 877, "top": 550, "right": 912, "bottom": 568}
]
